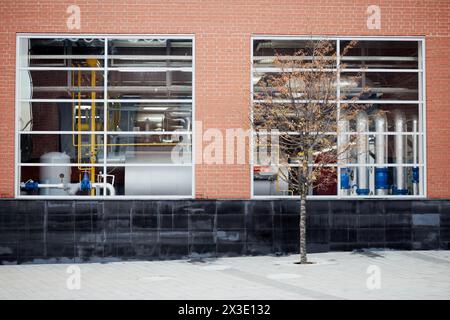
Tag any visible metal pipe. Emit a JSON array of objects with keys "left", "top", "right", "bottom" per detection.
[
  {"left": 338, "top": 112, "right": 351, "bottom": 195},
  {"left": 356, "top": 111, "right": 369, "bottom": 195},
  {"left": 21, "top": 182, "right": 115, "bottom": 196},
  {"left": 374, "top": 112, "right": 388, "bottom": 195},
  {"left": 394, "top": 110, "right": 407, "bottom": 194},
  {"left": 412, "top": 116, "right": 419, "bottom": 195},
  {"left": 92, "top": 183, "right": 116, "bottom": 196}
]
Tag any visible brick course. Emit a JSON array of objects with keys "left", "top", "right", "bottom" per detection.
[{"left": 0, "top": 0, "right": 448, "bottom": 198}]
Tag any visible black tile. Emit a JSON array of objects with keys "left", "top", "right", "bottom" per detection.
[
  {"left": 384, "top": 201, "right": 411, "bottom": 214},
  {"left": 385, "top": 228, "right": 412, "bottom": 242},
  {"left": 189, "top": 231, "right": 215, "bottom": 244},
  {"left": 159, "top": 231, "right": 189, "bottom": 244},
  {"left": 0, "top": 242, "right": 17, "bottom": 264},
  {"left": 246, "top": 214, "right": 273, "bottom": 230},
  {"left": 440, "top": 227, "right": 450, "bottom": 241},
  {"left": 132, "top": 214, "right": 158, "bottom": 229},
  {"left": 330, "top": 229, "right": 357, "bottom": 243},
  {"left": 217, "top": 214, "right": 245, "bottom": 229},
  {"left": 131, "top": 230, "right": 158, "bottom": 243},
  {"left": 249, "top": 201, "right": 277, "bottom": 215},
  {"left": 330, "top": 201, "right": 357, "bottom": 215},
  {"left": 307, "top": 201, "right": 330, "bottom": 215},
  {"left": 306, "top": 229, "right": 329, "bottom": 243},
  {"left": 246, "top": 229, "right": 273, "bottom": 244},
  {"left": 216, "top": 230, "right": 244, "bottom": 243},
  {"left": 160, "top": 244, "right": 189, "bottom": 258},
  {"left": 358, "top": 215, "right": 386, "bottom": 228},
  {"left": 189, "top": 244, "right": 216, "bottom": 257},
  {"left": 386, "top": 214, "right": 411, "bottom": 227},
  {"left": 357, "top": 228, "right": 385, "bottom": 243},
  {"left": 217, "top": 243, "right": 245, "bottom": 256},
  {"left": 307, "top": 243, "right": 330, "bottom": 253},
  {"left": 412, "top": 227, "right": 439, "bottom": 249},
  {"left": 46, "top": 201, "right": 73, "bottom": 215},
  {"left": 216, "top": 200, "right": 247, "bottom": 215},
  {"left": 189, "top": 214, "right": 214, "bottom": 230},
  {"left": 330, "top": 215, "right": 358, "bottom": 228},
  {"left": 246, "top": 242, "right": 273, "bottom": 255},
  {"left": 411, "top": 200, "right": 440, "bottom": 214},
  {"left": 132, "top": 242, "right": 160, "bottom": 258}
]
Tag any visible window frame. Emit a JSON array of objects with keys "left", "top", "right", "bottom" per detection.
[
  {"left": 250, "top": 35, "right": 427, "bottom": 199},
  {"left": 15, "top": 34, "right": 196, "bottom": 199}
]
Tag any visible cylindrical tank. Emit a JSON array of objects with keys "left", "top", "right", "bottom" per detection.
[{"left": 40, "top": 152, "right": 71, "bottom": 195}]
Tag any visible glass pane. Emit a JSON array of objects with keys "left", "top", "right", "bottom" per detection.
[
  {"left": 107, "top": 70, "right": 191, "bottom": 99},
  {"left": 19, "top": 166, "right": 103, "bottom": 196},
  {"left": 253, "top": 165, "right": 337, "bottom": 196},
  {"left": 20, "top": 134, "right": 104, "bottom": 164},
  {"left": 254, "top": 39, "right": 337, "bottom": 58},
  {"left": 105, "top": 134, "right": 192, "bottom": 165},
  {"left": 26, "top": 38, "right": 105, "bottom": 67},
  {"left": 338, "top": 165, "right": 423, "bottom": 196},
  {"left": 106, "top": 166, "right": 192, "bottom": 196},
  {"left": 21, "top": 70, "right": 104, "bottom": 100},
  {"left": 342, "top": 105, "right": 420, "bottom": 132},
  {"left": 341, "top": 72, "right": 418, "bottom": 100},
  {"left": 106, "top": 102, "right": 192, "bottom": 131},
  {"left": 19, "top": 102, "right": 105, "bottom": 132},
  {"left": 108, "top": 38, "right": 192, "bottom": 68},
  {"left": 340, "top": 40, "right": 419, "bottom": 69}
]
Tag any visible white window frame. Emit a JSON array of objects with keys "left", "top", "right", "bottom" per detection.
[
  {"left": 15, "top": 34, "right": 195, "bottom": 199},
  {"left": 250, "top": 35, "right": 427, "bottom": 199}
]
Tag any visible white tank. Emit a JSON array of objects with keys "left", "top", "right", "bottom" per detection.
[{"left": 40, "top": 152, "right": 71, "bottom": 195}]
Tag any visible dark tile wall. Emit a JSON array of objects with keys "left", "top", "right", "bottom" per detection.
[{"left": 0, "top": 199, "right": 449, "bottom": 264}]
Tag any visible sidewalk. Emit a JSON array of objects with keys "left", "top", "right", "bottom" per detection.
[{"left": 1, "top": 250, "right": 449, "bottom": 299}]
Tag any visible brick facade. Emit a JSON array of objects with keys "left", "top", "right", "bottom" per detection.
[{"left": 0, "top": 0, "right": 448, "bottom": 198}]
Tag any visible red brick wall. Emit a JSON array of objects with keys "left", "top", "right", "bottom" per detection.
[{"left": 0, "top": 0, "right": 448, "bottom": 198}]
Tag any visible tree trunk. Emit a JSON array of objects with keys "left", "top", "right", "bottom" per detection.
[{"left": 299, "top": 193, "right": 307, "bottom": 264}]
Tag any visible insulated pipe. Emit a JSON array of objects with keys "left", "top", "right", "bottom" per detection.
[
  {"left": 394, "top": 110, "right": 407, "bottom": 194},
  {"left": 412, "top": 116, "right": 419, "bottom": 195},
  {"left": 374, "top": 112, "right": 388, "bottom": 195},
  {"left": 356, "top": 111, "right": 369, "bottom": 195},
  {"left": 338, "top": 112, "right": 351, "bottom": 195}
]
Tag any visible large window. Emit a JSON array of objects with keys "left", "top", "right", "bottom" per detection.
[
  {"left": 251, "top": 37, "right": 425, "bottom": 198},
  {"left": 16, "top": 35, "right": 194, "bottom": 198}
]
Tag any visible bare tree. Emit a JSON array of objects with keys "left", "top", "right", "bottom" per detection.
[{"left": 252, "top": 39, "right": 367, "bottom": 264}]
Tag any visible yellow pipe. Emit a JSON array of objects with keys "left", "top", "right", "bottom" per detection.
[{"left": 90, "top": 68, "right": 97, "bottom": 195}]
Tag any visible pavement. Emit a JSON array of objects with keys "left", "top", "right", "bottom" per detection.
[{"left": 0, "top": 250, "right": 449, "bottom": 300}]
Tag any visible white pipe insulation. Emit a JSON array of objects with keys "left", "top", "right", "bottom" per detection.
[
  {"left": 356, "top": 111, "right": 369, "bottom": 194},
  {"left": 338, "top": 112, "right": 350, "bottom": 195},
  {"left": 375, "top": 112, "right": 388, "bottom": 195},
  {"left": 412, "top": 116, "right": 419, "bottom": 195},
  {"left": 394, "top": 110, "right": 406, "bottom": 192}
]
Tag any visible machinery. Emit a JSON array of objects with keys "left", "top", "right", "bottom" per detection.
[
  {"left": 337, "top": 108, "right": 419, "bottom": 196},
  {"left": 19, "top": 38, "right": 193, "bottom": 196}
]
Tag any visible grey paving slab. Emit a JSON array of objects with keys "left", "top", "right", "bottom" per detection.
[{"left": 0, "top": 250, "right": 449, "bottom": 300}]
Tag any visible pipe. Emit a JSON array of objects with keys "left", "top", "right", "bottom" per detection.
[
  {"left": 374, "top": 112, "right": 389, "bottom": 195},
  {"left": 412, "top": 116, "right": 419, "bottom": 195},
  {"left": 356, "top": 110, "right": 369, "bottom": 195},
  {"left": 92, "top": 183, "right": 116, "bottom": 196},
  {"left": 393, "top": 110, "right": 408, "bottom": 195},
  {"left": 338, "top": 112, "right": 351, "bottom": 195},
  {"left": 20, "top": 181, "right": 115, "bottom": 196}
]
